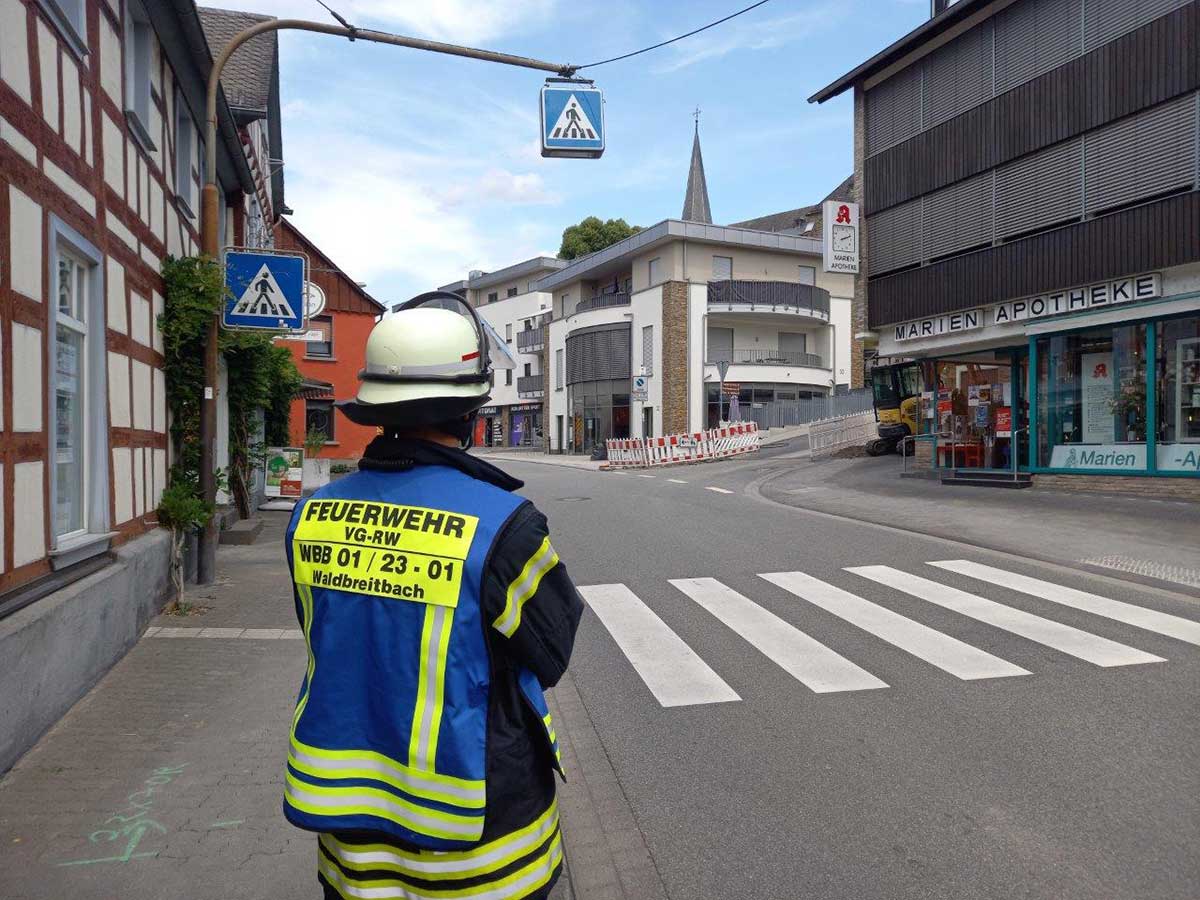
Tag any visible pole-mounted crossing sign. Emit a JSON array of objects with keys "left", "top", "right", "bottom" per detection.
[
  {"left": 222, "top": 248, "right": 308, "bottom": 331},
  {"left": 541, "top": 80, "right": 604, "bottom": 159}
]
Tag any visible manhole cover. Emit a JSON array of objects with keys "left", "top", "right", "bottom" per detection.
[{"left": 555, "top": 497, "right": 591, "bottom": 502}]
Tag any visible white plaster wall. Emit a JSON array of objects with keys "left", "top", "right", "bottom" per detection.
[
  {"left": 131, "top": 359, "right": 151, "bottom": 431},
  {"left": 152, "top": 448, "right": 167, "bottom": 510},
  {"left": 36, "top": 21, "right": 57, "bottom": 128},
  {"left": 99, "top": 11, "right": 121, "bottom": 105},
  {"left": 112, "top": 447, "right": 132, "bottom": 524},
  {"left": 546, "top": 318, "right": 568, "bottom": 451},
  {"left": 13, "top": 461, "right": 44, "bottom": 566},
  {"left": 0, "top": 0, "right": 32, "bottom": 103},
  {"left": 62, "top": 55, "right": 81, "bottom": 154},
  {"left": 12, "top": 324, "right": 42, "bottom": 432},
  {"left": 130, "top": 293, "right": 150, "bottom": 347},
  {"left": 102, "top": 113, "right": 123, "bottom": 193},
  {"left": 629, "top": 285, "right": 663, "bottom": 438},
  {"left": 106, "top": 257, "right": 126, "bottom": 332},
  {"left": 475, "top": 291, "right": 552, "bottom": 408},
  {"left": 9, "top": 185, "right": 41, "bottom": 302},
  {"left": 830, "top": 296, "right": 852, "bottom": 386},
  {"left": 107, "top": 352, "right": 130, "bottom": 428},
  {"left": 152, "top": 368, "right": 166, "bottom": 433}
]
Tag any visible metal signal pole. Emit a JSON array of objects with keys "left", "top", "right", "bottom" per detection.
[{"left": 196, "top": 18, "right": 573, "bottom": 583}]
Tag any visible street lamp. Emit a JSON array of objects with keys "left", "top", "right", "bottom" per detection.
[{"left": 195, "top": 18, "right": 574, "bottom": 582}]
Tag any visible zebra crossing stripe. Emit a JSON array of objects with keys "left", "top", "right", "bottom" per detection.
[
  {"left": 669, "top": 578, "right": 888, "bottom": 694},
  {"left": 928, "top": 560, "right": 1200, "bottom": 647},
  {"left": 846, "top": 566, "right": 1165, "bottom": 668},
  {"left": 760, "top": 571, "right": 1029, "bottom": 681},
  {"left": 578, "top": 584, "right": 740, "bottom": 708}
]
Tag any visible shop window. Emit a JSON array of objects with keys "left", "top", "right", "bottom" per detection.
[
  {"left": 306, "top": 316, "right": 333, "bottom": 358},
  {"left": 305, "top": 400, "right": 335, "bottom": 443},
  {"left": 1037, "top": 325, "right": 1147, "bottom": 470},
  {"left": 124, "top": 1, "right": 155, "bottom": 150},
  {"left": 49, "top": 216, "right": 110, "bottom": 560},
  {"left": 1155, "top": 316, "right": 1200, "bottom": 473}
]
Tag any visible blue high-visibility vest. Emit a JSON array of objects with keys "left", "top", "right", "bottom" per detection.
[{"left": 282, "top": 464, "right": 534, "bottom": 849}]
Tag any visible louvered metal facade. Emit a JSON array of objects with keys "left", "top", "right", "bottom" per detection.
[
  {"left": 994, "top": 0, "right": 1083, "bottom": 95},
  {"left": 866, "top": 200, "right": 922, "bottom": 276},
  {"left": 922, "top": 171, "right": 995, "bottom": 260},
  {"left": 565, "top": 323, "right": 631, "bottom": 386},
  {"left": 995, "top": 137, "right": 1083, "bottom": 238},
  {"left": 865, "top": 65, "right": 922, "bottom": 155},
  {"left": 1084, "top": 94, "right": 1198, "bottom": 214},
  {"left": 923, "top": 20, "right": 993, "bottom": 129},
  {"left": 1083, "top": 0, "right": 1190, "bottom": 50}
]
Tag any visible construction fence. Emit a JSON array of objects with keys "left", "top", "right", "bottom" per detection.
[
  {"left": 725, "top": 389, "right": 874, "bottom": 431},
  {"left": 605, "top": 423, "right": 760, "bottom": 469}
]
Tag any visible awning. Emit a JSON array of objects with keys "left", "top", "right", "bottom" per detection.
[{"left": 298, "top": 377, "right": 334, "bottom": 400}]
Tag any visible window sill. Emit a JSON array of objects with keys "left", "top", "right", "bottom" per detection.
[
  {"left": 304, "top": 356, "right": 337, "bottom": 362},
  {"left": 124, "top": 110, "right": 158, "bottom": 154},
  {"left": 50, "top": 531, "right": 117, "bottom": 571},
  {"left": 36, "top": 0, "right": 89, "bottom": 60}
]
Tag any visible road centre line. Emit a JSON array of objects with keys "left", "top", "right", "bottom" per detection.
[
  {"left": 669, "top": 577, "right": 887, "bottom": 694},
  {"left": 579, "top": 584, "right": 740, "bottom": 707},
  {"left": 760, "top": 571, "right": 1028, "bottom": 680},
  {"left": 846, "top": 566, "right": 1164, "bottom": 667},
  {"left": 705, "top": 486, "right": 734, "bottom": 494},
  {"left": 929, "top": 560, "right": 1200, "bottom": 646}
]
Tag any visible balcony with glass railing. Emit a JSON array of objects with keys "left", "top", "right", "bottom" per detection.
[
  {"left": 707, "top": 280, "right": 831, "bottom": 320},
  {"left": 517, "top": 374, "right": 545, "bottom": 399}
]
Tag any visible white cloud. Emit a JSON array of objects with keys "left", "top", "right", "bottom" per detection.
[
  {"left": 653, "top": 2, "right": 847, "bottom": 74},
  {"left": 230, "top": 0, "right": 557, "bottom": 44}
]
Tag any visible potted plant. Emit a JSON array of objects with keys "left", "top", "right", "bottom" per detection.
[{"left": 302, "top": 427, "right": 331, "bottom": 489}]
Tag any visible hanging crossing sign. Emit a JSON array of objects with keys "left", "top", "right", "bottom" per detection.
[
  {"left": 223, "top": 248, "right": 307, "bottom": 331},
  {"left": 541, "top": 81, "right": 604, "bottom": 159}
]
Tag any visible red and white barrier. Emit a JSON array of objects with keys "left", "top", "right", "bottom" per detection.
[{"left": 605, "top": 422, "right": 759, "bottom": 469}]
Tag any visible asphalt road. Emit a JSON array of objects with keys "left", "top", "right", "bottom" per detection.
[{"left": 501, "top": 454, "right": 1200, "bottom": 900}]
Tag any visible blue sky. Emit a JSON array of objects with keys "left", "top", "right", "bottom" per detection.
[{"left": 232, "top": 0, "right": 929, "bottom": 304}]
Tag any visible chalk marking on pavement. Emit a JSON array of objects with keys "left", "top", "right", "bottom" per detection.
[
  {"left": 667, "top": 478, "right": 688, "bottom": 484},
  {"left": 929, "top": 560, "right": 1200, "bottom": 646},
  {"left": 579, "top": 584, "right": 740, "bottom": 707},
  {"left": 847, "top": 566, "right": 1164, "bottom": 667},
  {"left": 705, "top": 486, "right": 734, "bottom": 494},
  {"left": 56, "top": 765, "right": 187, "bottom": 868},
  {"left": 760, "top": 571, "right": 1029, "bottom": 681},
  {"left": 669, "top": 578, "right": 888, "bottom": 694},
  {"left": 209, "top": 820, "right": 244, "bottom": 829}
]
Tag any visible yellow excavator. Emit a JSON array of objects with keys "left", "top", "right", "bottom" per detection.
[{"left": 866, "top": 361, "right": 923, "bottom": 455}]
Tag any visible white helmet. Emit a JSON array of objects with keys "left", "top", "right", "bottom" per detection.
[{"left": 337, "top": 291, "right": 506, "bottom": 430}]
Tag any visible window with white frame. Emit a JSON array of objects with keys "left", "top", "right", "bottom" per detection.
[
  {"left": 174, "top": 92, "right": 197, "bottom": 216},
  {"left": 798, "top": 265, "right": 816, "bottom": 285},
  {"left": 55, "top": 250, "right": 88, "bottom": 540},
  {"left": 37, "top": 0, "right": 86, "bottom": 53},
  {"left": 505, "top": 323, "right": 512, "bottom": 343},
  {"left": 648, "top": 257, "right": 661, "bottom": 285},
  {"left": 124, "top": 0, "right": 155, "bottom": 150},
  {"left": 48, "top": 216, "right": 110, "bottom": 560}
]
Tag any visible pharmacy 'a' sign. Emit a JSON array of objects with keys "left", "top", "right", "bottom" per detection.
[{"left": 822, "top": 200, "right": 859, "bottom": 274}]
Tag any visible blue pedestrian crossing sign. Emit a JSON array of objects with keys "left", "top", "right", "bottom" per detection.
[
  {"left": 222, "top": 249, "right": 307, "bottom": 331},
  {"left": 541, "top": 82, "right": 604, "bottom": 159}
]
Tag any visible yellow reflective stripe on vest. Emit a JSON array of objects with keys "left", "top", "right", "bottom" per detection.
[
  {"left": 285, "top": 771, "right": 483, "bottom": 841},
  {"left": 409, "top": 604, "right": 454, "bottom": 772},
  {"left": 319, "top": 831, "right": 563, "bottom": 900},
  {"left": 493, "top": 537, "right": 559, "bottom": 638},
  {"left": 319, "top": 800, "right": 558, "bottom": 880},
  {"left": 293, "top": 584, "right": 317, "bottom": 730},
  {"left": 288, "top": 737, "right": 485, "bottom": 810}
]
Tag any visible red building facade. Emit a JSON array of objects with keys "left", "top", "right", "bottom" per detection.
[{"left": 275, "top": 220, "right": 384, "bottom": 461}]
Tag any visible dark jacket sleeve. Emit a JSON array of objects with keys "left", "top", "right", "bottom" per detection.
[{"left": 481, "top": 502, "right": 583, "bottom": 688}]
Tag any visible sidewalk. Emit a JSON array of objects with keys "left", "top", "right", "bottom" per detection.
[
  {"left": 0, "top": 515, "right": 585, "bottom": 900},
  {"left": 754, "top": 454, "right": 1200, "bottom": 592}
]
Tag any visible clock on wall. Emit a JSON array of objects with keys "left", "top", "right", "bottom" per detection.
[{"left": 832, "top": 224, "right": 855, "bottom": 253}]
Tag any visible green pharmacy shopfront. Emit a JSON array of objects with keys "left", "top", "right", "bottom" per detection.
[{"left": 875, "top": 267, "right": 1200, "bottom": 482}]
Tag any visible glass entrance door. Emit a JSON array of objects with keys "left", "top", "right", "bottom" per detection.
[{"left": 931, "top": 357, "right": 1022, "bottom": 470}]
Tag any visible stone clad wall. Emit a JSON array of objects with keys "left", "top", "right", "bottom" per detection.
[{"left": 660, "top": 281, "right": 690, "bottom": 435}]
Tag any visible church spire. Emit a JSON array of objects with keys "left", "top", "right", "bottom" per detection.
[{"left": 681, "top": 109, "right": 712, "bottom": 224}]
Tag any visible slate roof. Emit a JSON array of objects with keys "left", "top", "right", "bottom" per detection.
[
  {"left": 198, "top": 7, "right": 276, "bottom": 112},
  {"left": 681, "top": 125, "right": 713, "bottom": 224},
  {"left": 729, "top": 174, "right": 854, "bottom": 235}
]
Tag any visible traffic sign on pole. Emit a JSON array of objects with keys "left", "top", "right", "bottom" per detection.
[
  {"left": 631, "top": 375, "right": 648, "bottom": 401},
  {"left": 222, "top": 249, "right": 307, "bottom": 331},
  {"left": 541, "top": 81, "right": 604, "bottom": 158}
]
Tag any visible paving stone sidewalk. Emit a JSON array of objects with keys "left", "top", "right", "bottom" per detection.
[{"left": 0, "top": 513, "right": 633, "bottom": 900}]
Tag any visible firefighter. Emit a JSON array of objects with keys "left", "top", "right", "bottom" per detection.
[{"left": 283, "top": 292, "right": 583, "bottom": 900}]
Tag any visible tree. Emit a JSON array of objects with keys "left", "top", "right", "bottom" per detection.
[{"left": 558, "top": 217, "right": 642, "bottom": 260}]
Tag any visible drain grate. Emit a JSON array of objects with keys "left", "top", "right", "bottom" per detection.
[{"left": 1078, "top": 555, "right": 1200, "bottom": 588}]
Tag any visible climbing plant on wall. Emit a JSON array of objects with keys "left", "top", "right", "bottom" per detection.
[{"left": 160, "top": 255, "right": 301, "bottom": 519}]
